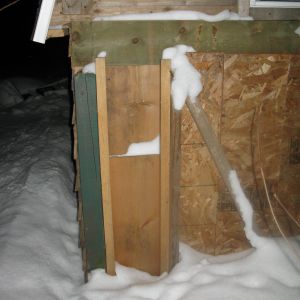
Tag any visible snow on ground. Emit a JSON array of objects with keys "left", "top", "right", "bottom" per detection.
[
  {"left": 0, "top": 88, "right": 82, "bottom": 299},
  {"left": 74, "top": 240, "right": 300, "bottom": 300},
  {"left": 0, "top": 81, "right": 300, "bottom": 300}
]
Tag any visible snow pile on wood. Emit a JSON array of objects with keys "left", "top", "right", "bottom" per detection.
[
  {"left": 115, "top": 136, "right": 160, "bottom": 157},
  {"left": 163, "top": 45, "right": 202, "bottom": 110},
  {"left": 94, "top": 10, "right": 253, "bottom": 21},
  {"left": 295, "top": 26, "right": 300, "bottom": 36},
  {"left": 83, "top": 51, "right": 107, "bottom": 74}
]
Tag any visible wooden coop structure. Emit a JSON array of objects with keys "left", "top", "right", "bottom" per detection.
[{"left": 46, "top": 0, "right": 300, "bottom": 279}]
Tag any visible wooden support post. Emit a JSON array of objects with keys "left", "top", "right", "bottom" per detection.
[
  {"left": 238, "top": 0, "right": 250, "bottom": 17},
  {"left": 186, "top": 98, "right": 234, "bottom": 198},
  {"left": 160, "top": 59, "right": 177, "bottom": 273},
  {"left": 95, "top": 58, "right": 116, "bottom": 276}
]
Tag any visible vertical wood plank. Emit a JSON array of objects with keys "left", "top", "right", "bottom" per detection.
[
  {"left": 238, "top": 0, "right": 250, "bottom": 17},
  {"left": 74, "top": 74, "right": 106, "bottom": 272},
  {"left": 186, "top": 99, "right": 234, "bottom": 199},
  {"left": 169, "top": 108, "right": 181, "bottom": 267},
  {"left": 160, "top": 59, "right": 172, "bottom": 273},
  {"left": 110, "top": 156, "right": 161, "bottom": 275},
  {"left": 95, "top": 58, "right": 116, "bottom": 275}
]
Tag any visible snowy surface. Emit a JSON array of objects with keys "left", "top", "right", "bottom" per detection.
[
  {"left": 0, "top": 79, "right": 23, "bottom": 109},
  {"left": 115, "top": 136, "right": 160, "bottom": 157},
  {"left": 0, "top": 88, "right": 82, "bottom": 299},
  {"left": 229, "top": 170, "right": 265, "bottom": 249},
  {"left": 0, "top": 81, "right": 300, "bottom": 300},
  {"left": 94, "top": 10, "right": 253, "bottom": 21},
  {"left": 74, "top": 241, "right": 300, "bottom": 300},
  {"left": 295, "top": 26, "right": 300, "bottom": 36},
  {"left": 163, "top": 45, "right": 202, "bottom": 110}
]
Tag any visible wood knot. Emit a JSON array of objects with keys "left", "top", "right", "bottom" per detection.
[
  {"left": 132, "top": 37, "right": 140, "bottom": 44},
  {"left": 179, "top": 27, "right": 186, "bottom": 34},
  {"left": 72, "top": 31, "right": 80, "bottom": 42}
]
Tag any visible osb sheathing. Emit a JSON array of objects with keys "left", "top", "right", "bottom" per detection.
[{"left": 179, "top": 53, "right": 300, "bottom": 255}]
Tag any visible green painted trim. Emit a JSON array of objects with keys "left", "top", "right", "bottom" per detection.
[
  {"left": 71, "top": 20, "right": 300, "bottom": 66},
  {"left": 74, "top": 73, "right": 106, "bottom": 271}
]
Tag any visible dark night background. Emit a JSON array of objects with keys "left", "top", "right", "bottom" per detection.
[{"left": 0, "top": 0, "right": 69, "bottom": 81}]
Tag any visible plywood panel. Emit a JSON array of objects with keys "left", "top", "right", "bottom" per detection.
[
  {"left": 106, "top": 65, "right": 160, "bottom": 155},
  {"left": 110, "top": 156, "right": 160, "bottom": 275},
  {"left": 181, "top": 144, "right": 219, "bottom": 186},
  {"left": 215, "top": 212, "right": 250, "bottom": 255},
  {"left": 179, "top": 225, "right": 216, "bottom": 255},
  {"left": 179, "top": 186, "right": 218, "bottom": 226},
  {"left": 221, "top": 54, "right": 290, "bottom": 187}
]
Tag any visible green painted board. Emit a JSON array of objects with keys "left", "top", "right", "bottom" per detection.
[
  {"left": 74, "top": 73, "right": 106, "bottom": 271},
  {"left": 71, "top": 20, "right": 300, "bottom": 66}
]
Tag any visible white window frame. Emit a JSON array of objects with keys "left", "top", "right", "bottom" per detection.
[
  {"left": 32, "top": 0, "right": 56, "bottom": 44},
  {"left": 250, "top": 0, "right": 300, "bottom": 8}
]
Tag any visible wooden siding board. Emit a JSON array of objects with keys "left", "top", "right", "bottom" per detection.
[
  {"left": 74, "top": 73, "right": 106, "bottom": 271},
  {"left": 106, "top": 65, "right": 160, "bottom": 155},
  {"left": 71, "top": 20, "right": 300, "bottom": 67},
  {"left": 110, "top": 156, "right": 161, "bottom": 275}
]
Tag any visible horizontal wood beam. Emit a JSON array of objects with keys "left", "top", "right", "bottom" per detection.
[{"left": 71, "top": 20, "right": 300, "bottom": 67}]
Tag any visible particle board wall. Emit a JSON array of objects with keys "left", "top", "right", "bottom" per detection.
[{"left": 179, "top": 53, "right": 300, "bottom": 255}]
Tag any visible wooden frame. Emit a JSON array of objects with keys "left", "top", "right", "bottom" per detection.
[
  {"left": 95, "top": 58, "right": 116, "bottom": 275},
  {"left": 160, "top": 59, "right": 172, "bottom": 273}
]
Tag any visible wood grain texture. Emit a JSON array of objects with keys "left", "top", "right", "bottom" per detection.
[
  {"left": 51, "top": 1, "right": 236, "bottom": 27},
  {"left": 179, "top": 225, "right": 216, "bottom": 255},
  {"left": 221, "top": 54, "right": 290, "bottom": 187},
  {"left": 180, "top": 144, "right": 219, "bottom": 187},
  {"left": 96, "top": 58, "right": 116, "bottom": 275},
  {"left": 70, "top": 21, "right": 300, "bottom": 67},
  {"left": 215, "top": 212, "right": 250, "bottom": 255},
  {"left": 179, "top": 186, "right": 218, "bottom": 226},
  {"left": 160, "top": 59, "right": 172, "bottom": 273},
  {"left": 169, "top": 108, "right": 181, "bottom": 268},
  {"left": 74, "top": 73, "right": 106, "bottom": 272},
  {"left": 181, "top": 53, "right": 223, "bottom": 145},
  {"left": 106, "top": 65, "right": 160, "bottom": 155},
  {"left": 110, "top": 156, "right": 161, "bottom": 275}
]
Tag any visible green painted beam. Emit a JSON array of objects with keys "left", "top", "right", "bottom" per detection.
[
  {"left": 71, "top": 20, "right": 300, "bottom": 66},
  {"left": 74, "top": 73, "right": 106, "bottom": 271}
]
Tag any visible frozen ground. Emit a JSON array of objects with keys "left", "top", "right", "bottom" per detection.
[{"left": 0, "top": 85, "right": 300, "bottom": 300}]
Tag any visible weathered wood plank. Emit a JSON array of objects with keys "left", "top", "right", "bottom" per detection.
[
  {"left": 62, "top": 0, "right": 92, "bottom": 15},
  {"left": 169, "top": 108, "right": 181, "bottom": 269},
  {"left": 160, "top": 59, "right": 172, "bottom": 273},
  {"left": 95, "top": 58, "right": 116, "bottom": 275},
  {"left": 71, "top": 20, "right": 300, "bottom": 67},
  {"left": 110, "top": 156, "right": 161, "bottom": 275},
  {"left": 106, "top": 65, "right": 160, "bottom": 155},
  {"left": 74, "top": 73, "right": 106, "bottom": 271},
  {"left": 51, "top": 1, "right": 236, "bottom": 26},
  {"left": 250, "top": 8, "right": 300, "bottom": 20}
]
